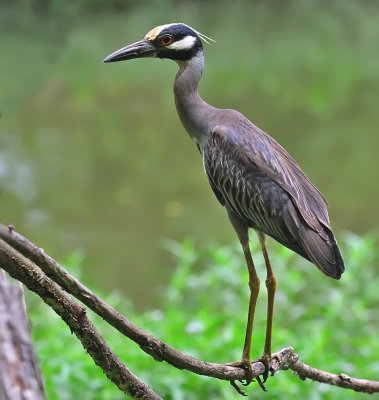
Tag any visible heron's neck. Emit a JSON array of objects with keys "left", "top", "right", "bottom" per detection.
[{"left": 174, "top": 51, "right": 215, "bottom": 145}]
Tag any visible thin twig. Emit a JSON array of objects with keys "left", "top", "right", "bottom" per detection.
[
  {"left": 288, "top": 356, "right": 379, "bottom": 394},
  {"left": 0, "top": 238, "right": 162, "bottom": 400}
]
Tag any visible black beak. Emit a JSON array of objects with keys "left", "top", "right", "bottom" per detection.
[{"left": 103, "top": 39, "right": 157, "bottom": 63}]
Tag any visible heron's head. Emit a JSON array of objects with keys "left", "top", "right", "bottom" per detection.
[{"left": 103, "top": 23, "right": 214, "bottom": 64}]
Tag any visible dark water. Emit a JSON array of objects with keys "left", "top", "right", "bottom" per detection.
[{"left": 1, "top": 3, "right": 378, "bottom": 307}]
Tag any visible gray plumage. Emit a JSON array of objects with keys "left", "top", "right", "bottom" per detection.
[
  {"left": 172, "top": 51, "right": 344, "bottom": 280},
  {"left": 202, "top": 111, "right": 344, "bottom": 279}
]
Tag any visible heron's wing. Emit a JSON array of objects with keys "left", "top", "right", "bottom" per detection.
[
  {"left": 203, "top": 120, "right": 344, "bottom": 278},
  {"left": 210, "top": 116, "right": 331, "bottom": 231},
  {"left": 203, "top": 127, "right": 311, "bottom": 239}
]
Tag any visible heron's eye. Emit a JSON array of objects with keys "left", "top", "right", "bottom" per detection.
[{"left": 161, "top": 35, "right": 173, "bottom": 46}]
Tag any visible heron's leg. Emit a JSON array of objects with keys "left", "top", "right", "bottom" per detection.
[
  {"left": 257, "top": 231, "right": 277, "bottom": 382},
  {"left": 241, "top": 240, "right": 260, "bottom": 366},
  {"left": 226, "top": 211, "right": 260, "bottom": 386}
]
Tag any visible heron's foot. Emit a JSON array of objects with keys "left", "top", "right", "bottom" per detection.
[
  {"left": 227, "top": 358, "right": 269, "bottom": 395},
  {"left": 256, "top": 353, "right": 281, "bottom": 383},
  {"left": 230, "top": 380, "right": 248, "bottom": 397},
  {"left": 227, "top": 358, "right": 254, "bottom": 386}
]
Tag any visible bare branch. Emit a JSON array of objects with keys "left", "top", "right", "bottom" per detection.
[
  {"left": 0, "top": 237, "right": 162, "bottom": 400},
  {"left": 0, "top": 225, "right": 251, "bottom": 382},
  {"left": 287, "top": 355, "right": 379, "bottom": 394},
  {"left": 0, "top": 224, "right": 378, "bottom": 396}
]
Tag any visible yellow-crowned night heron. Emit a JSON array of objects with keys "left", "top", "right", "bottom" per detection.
[{"left": 103, "top": 23, "right": 345, "bottom": 393}]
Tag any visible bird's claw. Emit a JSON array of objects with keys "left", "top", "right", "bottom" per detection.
[
  {"left": 227, "top": 358, "right": 254, "bottom": 385},
  {"left": 228, "top": 354, "right": 281, "bottom": 394},
  {"left": 256, "top": 375, "right": 268, "bottom": 392},
  {"left": 256, "top": 353, "right": 281, "bottom": 382},
  {"left": 227, "top": 358, "right": 254, "bottom": 395},
  {"left": 230, "top": 380, "right": 248, "bottom": 396},
  {"left": 261, "top": 354, "right": 271, "bottom": 382},
  {"left": 242, "top": 359, "right": 254, "bottom": 385}
]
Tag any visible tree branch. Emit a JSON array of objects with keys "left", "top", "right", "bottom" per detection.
[
  {"left": 0, "top": 237, "right": 162, "bottom": 400},
  {"left": 0, "top": 224, "right": 251, "bottom": 382},
  {"left": 287, "top": 355, "right": 379, "bottom": 394},
  {"left": 0, "top": 224, "right": 378, "bottom": 396}
]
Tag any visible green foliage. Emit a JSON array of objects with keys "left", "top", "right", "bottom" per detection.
[{"left": 27, "top": 234, "right": 378, "bottom": 399}]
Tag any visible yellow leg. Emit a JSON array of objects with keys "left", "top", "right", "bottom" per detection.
[
  {"left": 241, "top": 241, "right": 260, "bottom": 367},
  {"left": 257, "top": 232, "right": 277, "bottom": 382},
  {"left": 226, "top": 211, "right": 260, "bottom": 387}
]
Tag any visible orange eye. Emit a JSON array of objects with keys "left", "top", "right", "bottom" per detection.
[{"left": 161, "top": 35, "right": 173, "bottom": 46}]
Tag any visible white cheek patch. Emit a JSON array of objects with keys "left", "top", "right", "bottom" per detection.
[{"left": 167, "top": 35, "right": 196, "bottom": 50}]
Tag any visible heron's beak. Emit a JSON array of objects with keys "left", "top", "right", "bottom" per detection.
[{"left": 103, "top": 39, "right": 156, "bottom": 63}]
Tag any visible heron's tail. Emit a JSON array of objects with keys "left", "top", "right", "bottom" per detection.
[{"left": 299, "top": 227, "right": 345, "bottom": 280}]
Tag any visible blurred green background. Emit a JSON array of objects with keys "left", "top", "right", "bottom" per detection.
[
  {"left": 1, "top": 0, "right": 378, "bottom": 398},
  {"left": 1, "top": 0, "right": 378, "bottom": 304}
]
